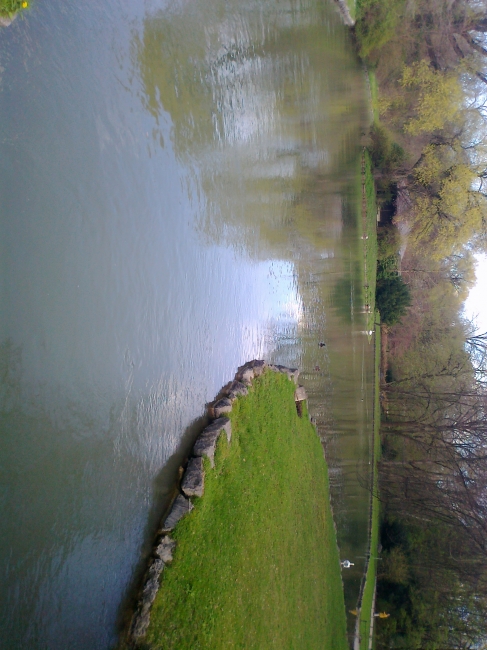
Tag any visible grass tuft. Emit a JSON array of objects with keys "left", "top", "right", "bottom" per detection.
[{"left": 0, "top": 0, "right": 29, "bottom": 17}]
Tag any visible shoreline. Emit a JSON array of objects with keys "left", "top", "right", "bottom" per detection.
[
  {"left": 333, "top": 0, "right": 355, "bottom": 27},
  {"left": 126, "top": 360, "right": 308, "bottom": 644}
]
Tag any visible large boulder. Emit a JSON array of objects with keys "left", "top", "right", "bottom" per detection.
[
  {"left": 131, "top": 558, "right": 165, "bottom": 638},
  {"left": 212, "top": 397, "right": 232, "bottom": 418},
  {"left": 276, "top": 365, "right": 300, "bottom": 384},
  {"left": 181, "top": 456, "right": 205, "bottom": 498},
  {"left": 236, "top": 365, "right": 254, "bottom": 385},
  {"left": 162, "top": 494, "right": 194, "bottom": 532},
  {"left": 249, "top": 359, "right": 267, "bottom": 376},
  {"left": 294, "top": 385, "right": 307, "bottom": 401},
  {"left": 235, "top": 359, "right": 269, "bottom": 384},
  {"left": 154, "top": 536, "right": 177, "bottom": 563},
  {"left": 266, "top": 364, "right": 300, "bottom": 384},
  {"left": 131, "top": 602, "right": 151, "bottom": 639},
  {"left": 289, "top": 368, "right": 300, "bottom": 385},
  {"left": 193, "top": 417, "right": 231, "bottom": 466},
  {"left": 141, "top": 559, "right": 165, "bottom": 602},
  {"left": 225, "top": 380, "right": 248, "bottom": 401}
]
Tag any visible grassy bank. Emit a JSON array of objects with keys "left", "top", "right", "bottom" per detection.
[
  {"left": 367, "top": 70, "right": 379, "bottom": 124},
  {"left": 357, "top": 316, "right": 381, "bottom": 649},
  {"left": 345, "top": 0, "right": 356, "bottom": 21},
  {"left": 359, "top": 149, "right": 378, "bottom": 333},
  {"left": 0, "top": 0, "right": 28, "bottom": 18},
  {"left": 145, "top": 371, "right": 348, "bottom": 650}
]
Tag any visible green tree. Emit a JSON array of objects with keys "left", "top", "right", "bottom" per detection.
[
  {"left": 376, "top": 274, "right": 411, "bottom": 324},
  {"left": 377, "top": 223, "right": 401, "bottom": 260},
  {"left": 355, "top": 0, "right": 406, "bottom": 58},
  {"left": 401, "top": 60, "right": 463, "bottom": 136},
  {"left": 408, "top": 142, "right": 487, "bottom": 258}
]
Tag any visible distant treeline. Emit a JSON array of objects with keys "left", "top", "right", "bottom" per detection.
[{"left": 354, "top": 0, "right": 487, "bottom": 647}]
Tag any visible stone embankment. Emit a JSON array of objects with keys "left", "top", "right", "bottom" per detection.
[
  {"left": 129, "top": 360, "right": 307, "bottom": 641},
  {"left": 333, "top": 0, "right": 355, "bottom": 27}
]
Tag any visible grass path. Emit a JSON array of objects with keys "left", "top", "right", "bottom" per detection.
[
  {"left": 360, "top": 149, "right": 378, "bottom": 333},
  {"left": 353, "top": 315, "right": 381, "bottom": 650},
  {"left": 145, "top": 371, "right": 349, "bottom": 650}
]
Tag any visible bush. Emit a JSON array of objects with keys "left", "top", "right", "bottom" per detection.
[
  {"left": 377, "top": 255, "right": 399, "bottom": 281},
  {"left": 377, "top": 224, "right": 401, "bottom": 260},
  {"left": 369, "top": 124, "right": 405, "bottom": 174},
  {"left": 376, "top": 274, "right": 411, "bottom": 325},
  {"left": 355, "top": 0, "right": 405, "bottom": 57},
  {"left": 380, "top": 547, "right": 410, "bottom": 584}
]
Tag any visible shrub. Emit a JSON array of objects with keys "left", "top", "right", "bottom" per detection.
[
  {"left": 355, "top": 0, "right": 405, "bottom": 57},
  {"left": 377, "top": 224, "right": 401, "bottom": 260},
  {"left": 376, "top": 274, "right": 411, "bottom": 325},
  {"left": 369, "top": 124, "right": 405, "bottom": 174},
  {"left": 377, "top": 254, "right": 399, "bottom": 281}
]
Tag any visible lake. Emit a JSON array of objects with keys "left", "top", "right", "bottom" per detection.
[{"left": 0, "top": 0, "right": 373, "bottom": 646}]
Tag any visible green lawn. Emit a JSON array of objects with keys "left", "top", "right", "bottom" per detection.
[
  {"left": 368, "top": 70, "right": 379, "bottom": 124},
  {"left": 359, "top": 149, "right": 378, "bottom": 332},
  {"left": 144, "top": 370, "right": 349, "bottom": 650},
  {"left": 364, "top": 151, "right": 378, "bottom": 296},
  {"left": 358, "top": 316, "right": 381, "bottom": 650}
]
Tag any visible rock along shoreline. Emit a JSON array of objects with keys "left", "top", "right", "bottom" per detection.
[
  {"left": 128, "top": 359, "right": 307, "bottom": 642},
  {"left": 333, "top": 0, "right": 355, "bottom": 27}
]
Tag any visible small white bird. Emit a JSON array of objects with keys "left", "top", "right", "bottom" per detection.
[{"left": 341, "top": 560, "right": 354, "bottom": 569}]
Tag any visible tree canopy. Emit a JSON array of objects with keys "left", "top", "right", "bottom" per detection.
[{"left": 356, "top": 0, "right": 487, "bottom": 647}]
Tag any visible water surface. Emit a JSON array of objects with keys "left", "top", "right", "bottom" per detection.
[{"left": 0, "top": 0, "right": 373, "bottom": 646}]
